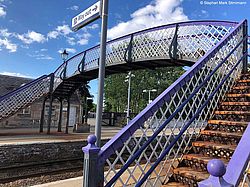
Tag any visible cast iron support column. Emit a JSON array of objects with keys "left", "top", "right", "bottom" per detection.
[
  {"left": 47, "top": 73, "right": 54, "bottom": 134},
  {"left": 58, "top": 99, "right": 63, "bottom": 132},
  {"left": 242, "top": 19, "right": 248, "bottom": 73},
  {"left": 65, "top": 98, "right": 70, "bottom": 134},
  {"left": 39, "top": 97, "right": 47, "bottom": 133}
]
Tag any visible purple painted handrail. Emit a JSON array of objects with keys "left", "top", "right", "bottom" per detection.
[
  {"left": 0, "top": 74, "right": 50, "bottom": 102},
  {"left": 98, "top": 20, "right": 244, "bottom": 163}
]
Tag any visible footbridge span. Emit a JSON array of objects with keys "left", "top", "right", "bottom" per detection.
[{"left": 0, "top": 20, "right": 249, "bottom": 186}]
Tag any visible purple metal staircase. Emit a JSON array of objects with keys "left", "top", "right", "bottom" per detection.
[{"left": 82, "top": 20, "right": 249, "bottom": 187}]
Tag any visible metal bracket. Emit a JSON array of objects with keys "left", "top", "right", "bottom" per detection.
[
  {"left": 124, "top": 34, "right": 134, "bottom": 63},
  {"left": 169, "top": 24, "right": 179, "bottom": 61},
  {"left": 78, "top": 51, "right": 86, "bottom": 73}
]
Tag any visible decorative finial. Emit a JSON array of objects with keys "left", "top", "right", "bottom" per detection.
[
  {"left": 87, "top": 134, "right": 97, "bottom": 145},
  {"left": 207, "top": 159, "right": 226, "bottom": 177}
]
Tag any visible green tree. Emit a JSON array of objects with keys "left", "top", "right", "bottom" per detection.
[{"left": 104, "top": 66, "right": 184, "bottom": 114}]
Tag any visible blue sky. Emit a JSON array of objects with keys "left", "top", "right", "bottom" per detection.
[{"left": 0, "top": 0, "right": 249, "bottom": 102}]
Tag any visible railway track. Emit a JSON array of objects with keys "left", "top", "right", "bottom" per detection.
[{"left": 0, "top": 157, "right": 83, "bottom": 184}]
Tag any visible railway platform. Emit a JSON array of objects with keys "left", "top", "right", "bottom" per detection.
[{"left": 0, "top": 126, "right": 122, "bottom": 145}]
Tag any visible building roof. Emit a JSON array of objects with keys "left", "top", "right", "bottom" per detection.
[{"left": 0, "top": 74, "right": 32, "bottom": 97}]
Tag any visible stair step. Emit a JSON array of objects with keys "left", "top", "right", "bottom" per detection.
[
  {"left": 220, "top": 102, "right": 250, "bottom": 106},
  {"left": 192, "top": 141, "right": 236, "bottom": 159},
  {"left": 200, "top": 130, "right": 242, "bottom": 144},
  {"left": 192, "top": 141, "right": 236, "bottom": 151},
  {"left": 200, "top": 130, "right": 242, "bottom": 138},
  {"left": 226, "top": 93, "right": 250, "bottom": 97},
  {"left": 208, "top": 120, "right": 248, "bottom": 126},
  {"left": 232, "top": 86, "right": 250, "bottom": 90},
  {"left": 172, "top": 167, "right": 209, "bottom": 182},
  {"left": 238, "top": 79, "right": 250, "bottom": 83},
  {"left": 162, "top": 182, "right": 188, "bottom": 187},
  {"left": 181, "top": 154, "right": 228, "bottom": 172},
  {"left": 183, "top": 154, "right": 228, "bottom": 165},
  {"left": 214, "top": 110, "right": 250, "bottom": 115}
]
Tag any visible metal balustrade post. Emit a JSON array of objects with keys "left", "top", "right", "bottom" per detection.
[
  {"left": 39, "top": 97, "right": 47, "bottom": 133},
  {"left": 82, "top": 135, "right": 104, "bottom": 187},
  {"left": 65, "top": 98, "right": 70, "bottom": 134},
  {"left": 127, "top": 34, "right": 133, "bottom": 62},
  {"left": 47, "top": 74, "right": 54, "bottom": 134},
  {"left": 242, "top": 20, "right": 248, "bottom": 73},
  {"left": 198, "top": 159, "right": 233, "bottom": 187},
  {"left": 58, "top": 99, "right": 63, "bottom": 132},
  {"left": 169, "top": 24, "right": 179, "bottom": 60},
  {"left": 81, "top": 51, "right": 86, "bottom": 73}
]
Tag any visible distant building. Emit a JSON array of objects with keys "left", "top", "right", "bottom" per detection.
[{"left": 0, "top": 74, "right": 81, "bottom": 129}]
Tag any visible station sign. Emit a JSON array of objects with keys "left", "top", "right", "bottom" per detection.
[{"left": 72, "top": 1, "right": 100, "bottom": 32}]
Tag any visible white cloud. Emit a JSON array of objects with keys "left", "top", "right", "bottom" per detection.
[
  {"left": 47, "top": 23, "right": 97, "bottom": 45},
  {"left": 56, "top": 25, "right": 72, "bottom": 35},
  {"left": 36, "top": 55, "right": 53, "bottom": 60},
  {"left": 47, "top": 30, "right": 59, "bottom": 39},
  {"left": 76, "top": 32, "right": 91, "bottom": 45},
  {"left": 58, "top": 48, "right": 76, "bottom": 54},
  {"left": 0, "top": 71, "right": 33, "bottom": 78},
  {"left": 0, "top": 38, "right": 17, "bottom": 52},
  {"left": 78, "top": 38, "right": 88, "bottom": 45},
  {"left": 87, "top": 23, "right": 99, "bottom": 29},
  {"left": 0, "top": 29, "right": 11, "bottom": 37},
  {"left": 66, "top": 37, "right": 76, "bottom": 45},
  {"left": 68, "top": 5, "right": 79, "bottom": 11},
  {"left": 47, "top": 25, "right": 72, "bottom": 40},
  {"left": 17, "top": 31, "right": 46, "bottom": 44},
  {"left": 201, "top": 10, "right": 209, "bottom": 18},
  {"left": 107, "top": 0, "right": 189, "bottom": 39},
  {"left": 0, "top": 7, "right": 6, "bottom": 17},
  {"left": 40, "top": 48, "right": 47, "bottom": 52},
  {"left": 27, "top": 53, "right": 53, "bottom": 60}
]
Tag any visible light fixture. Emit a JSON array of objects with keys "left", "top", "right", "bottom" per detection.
[{"left": 61, "top": 49, "right": 69, "bottom": 61}]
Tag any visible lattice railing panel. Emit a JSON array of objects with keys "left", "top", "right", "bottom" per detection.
[
  {"left": 53, "top": 21, "right": 237, "bottom": 90},
  {"left": 0, "top": 75, "right": 51, "bottom": 120},
  {"left": 99, "top": 21, "right": 245, "bottom": 187}
]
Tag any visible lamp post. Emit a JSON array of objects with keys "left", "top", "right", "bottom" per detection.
[
  {"left": 61, "top": 49, "right": 69, "bottom": 79},
  {"left": 125, "top": 71, "right": 135, "bottom": 124},
  {"left": 143, "top": 89, "right": 157, "bottom": 104}
]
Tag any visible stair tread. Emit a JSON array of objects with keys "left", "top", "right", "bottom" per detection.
[
  {"left": 214, "top": 110, "right": 250, "bottom": 115},
  {"left": 183, "top": 154, "right": 228, "bottom": 164},
  {"left": 200, "top": 130, "right": 242, "bottom": 137},
  {"left": 227, "top": 93, "right": 250, "bottom": 97},
  {"left": 208, "top": 119, "right": 248, "bottom": 126},
  {"left": 173, "top": 167, "right": 209, "bottom": 181},
  {"left": 238, "top": 79, "right": 250, "bottom": 83},
  {"left": 220, "top": 101, "right": 250, "bottom": 105},
  {"left": 162, "top": 182, "right": 188, "bottom": 187},
  {"left": 192, "top": 141, "right": 237, "bottom": 151},
  {"left": 232, "top": 86, "right": 250, "bottom": 89}
]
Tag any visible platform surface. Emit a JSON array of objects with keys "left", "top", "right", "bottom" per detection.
[{"left": 0, "top": 126, "right": 122, "bottom": 145}]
